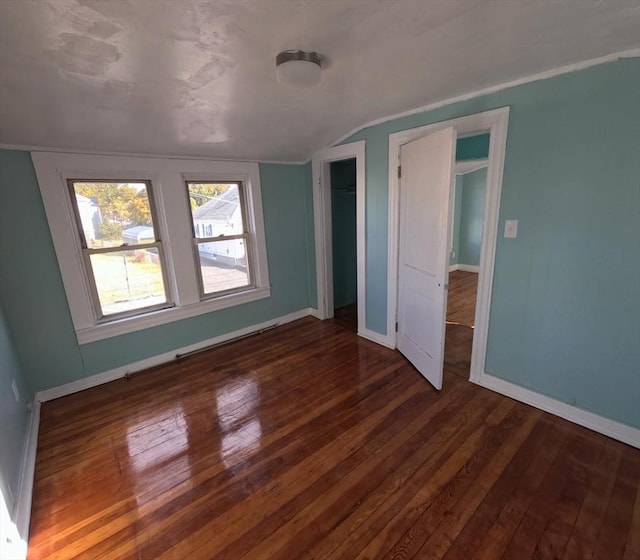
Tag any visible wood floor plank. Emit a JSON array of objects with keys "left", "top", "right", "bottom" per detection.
[
  {"left": 439, "top": 417, "right": 562, "bottom": 560},
  {"left": 499, "top": 430, "right": 602, "bottom": 560},
  {"left": 27, "top": 317, "right": 640, "bottom": 560},
  {"left": 85, "top": 358, "right": 419, "bottom": 559},
  {"left": 592, "top": 449, "right": 640, "bottom": 560},
  {"left": 232, "top": 383, "right": 478, "bottom": 560},
  {"left": 300, "top": 386, "right": 495, "bottom": 560},
  {"left": 623, "top": 483, "right": 640, "bottom": 560},
  {"left": 446, "top": 271, "right": 478, "bottom": 327},
  {"left": 391, "top": 404, "right": 541, "bottom": 560},
  {"left": 412, "top": 407, "right": 551, "bottom": 560}
]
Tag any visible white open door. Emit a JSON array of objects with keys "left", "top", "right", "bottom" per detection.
[{"left": 397, "top": 126, "right": 456, "bottom": 390}]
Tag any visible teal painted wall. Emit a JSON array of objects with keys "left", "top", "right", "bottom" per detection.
[
  {"left": 456, "top": 134, "right": 490, "bottom": 160},
  {"left": 458, "top": 168, "right": 487, "bottom": 266},
  {"left": 342, "top": 58, "right": 640, "bottom": 428},
  {"left": 0, "top": 151, "right": 314, "bottom": 391},
  {"left": 450, "top": 175, "right": 463, "bottom": 266},
  {"left": 330, "top": 159, "right": 357, "bottom": 309},
  {"left": 0, "top": 302, "right": 32, "bottom": 518}
]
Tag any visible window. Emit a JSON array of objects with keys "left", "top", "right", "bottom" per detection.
[
  {"left": 68, "top": 180, "right": 172, "bottom": 320},
  {"left": 186, "top": 182, "right": 252, "bottom": 297},
  {"left": 33, "top": 153, "right": 271, "bottom": 343}
]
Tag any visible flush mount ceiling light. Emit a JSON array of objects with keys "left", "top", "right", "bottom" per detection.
[{"left": 276, "top": 50, "right": 322, "bottom": 87}]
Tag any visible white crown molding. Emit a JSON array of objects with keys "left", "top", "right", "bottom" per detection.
[
  {"left": 330, "top": 48, "right": 640, "bottom": 148},
  {"left": 473, "top": 372, "right": 640, "bottom": 449},
  {"left": 0, "top": 143, "right": 305, "bottom": 166}
]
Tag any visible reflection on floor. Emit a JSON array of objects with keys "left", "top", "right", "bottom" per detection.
[
  {"left": 445, "top": 270, "right": 478, "bottom": 378},
  {"left": 28, "top": 317, "right": 640, "bottom": 559},
  {"left": 333, "top": 303, "right": 357, "bottom": 333}
]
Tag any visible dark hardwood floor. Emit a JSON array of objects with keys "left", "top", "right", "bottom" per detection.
[
  {"left": 446, "top": 271, "right": 478, "bottom": 327},
  {"left": 28, "top": 317, "right": 640, "bottom": 559},
  {"left": 334, "top": 303, "right": 357, "bottom": 333},
  {"left": 445, "top": 271, "right": 478, "bottom": 378}
]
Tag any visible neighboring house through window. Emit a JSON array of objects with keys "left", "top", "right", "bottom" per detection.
[{"left": 187, "top": 182, "right": 252, "bottom": 297}]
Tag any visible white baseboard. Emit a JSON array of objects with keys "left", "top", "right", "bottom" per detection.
[
  {"left": 308, "top": 307, "right": 323, "bottom": 320},
  {"left": 358, "top": 328, "right": 396, "bottom": 349},
  {"left": 449, "top": 263, "right": 480, "bottom": 273},
  {"left": 36, "top": 308, "right": 314, "bottom": 403},
  {"left": 12, "top": 400, "right": 40, "bottom": 558},
  {"left": 473, "top": 372, "right": 640, "bottom": 449}
]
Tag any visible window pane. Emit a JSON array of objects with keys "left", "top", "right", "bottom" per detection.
[
  {"left": 89, "top": 249, "right": 168, "bottom": 316},
  {"left": 72, "top": 181, "right": 156, "bottom": 248},
  {"left": 187, "top": 183, "right": 244, "bottom": 238},
  {"left": 197, "top": 240, "right": 249, "bottom": 294}
]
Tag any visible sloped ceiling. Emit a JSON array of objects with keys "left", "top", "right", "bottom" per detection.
[{"left": 0, "top": 0, "right": 638, "bottom": 162}]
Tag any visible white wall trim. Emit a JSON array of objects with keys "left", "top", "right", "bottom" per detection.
[
  {"left": 449, "top": 264, "right": 480, "bottom": 273},
  {"left": 388, "top": 107, "right": 510, "bottom": 385},
  {"left": 0, "top": 143, "right": 304, "bottom": 166},
  {"left": 31, "top": 152, "right": 271, "bottom": 344},
  {"left": 13, "top": 400, "right": 40, "bottom": 553},
  {"left": 358, "top": 328, "right": 396, "bottom": 349},
  {"left": 36, "top": 308, "right": 314, "bottom": 402},
  {"left": 307, "top": 307, "right": 323, "bottom": 320},
  {"left": 311, "top": 141, "right": 366, "bottom": 330},
  {"left": 75, "top": 286, "right": 271, "bottom": 344},
  {"left": 473, "top": 372, "right": 640, "bottom": 449},
  {"left": 455, "top": 159, "right": 488, "bottom": 175},
  {"left": 330, "top": 48, "right": 640, "bottom": 148}
]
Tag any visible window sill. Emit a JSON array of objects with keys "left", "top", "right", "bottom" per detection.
[{"left": 76, "top": 286, "right": 271, "bottom": 344}]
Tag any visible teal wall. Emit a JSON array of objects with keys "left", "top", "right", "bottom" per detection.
[
  {"left": 458, "top": 168, "right": 487, "bottom": 266},
  {"left": 0, "top": 151, "right": 316, "bottom": 391},
  {"left": 0, "top": 302, "right": 32, "bottom": 520},
  {"left": 456, "top": 133, "right": 490, "bottom": 160},
  {"left": 342, "top": 58, "right": 640, "bottom": 428},
  {"left": 450, "top": 175, "right": 463, "bottom": 266},
  {"left": 330, "top": 158, "right": 357, "bottom": 309}
]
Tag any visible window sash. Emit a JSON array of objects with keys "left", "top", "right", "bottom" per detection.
[
  {"left": 67, "top": 180, "right": 174, "bottom": 322},
  {"left": 83, "top": 244, "right": 174, "bottom": 322},
  {"left": 186, "top": 181, "right": 255, "bottom": 299},
  {"left": 193, "top": 234, "right": 254, "bottom": 298}
]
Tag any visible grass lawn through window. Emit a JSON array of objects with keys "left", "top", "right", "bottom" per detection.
[{"left": 91, "top": 251, "right": 167, "bottom": 316}]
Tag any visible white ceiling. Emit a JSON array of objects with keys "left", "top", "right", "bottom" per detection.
[{"left": 1, "top": 0, "right": 638, "bottom": 162}]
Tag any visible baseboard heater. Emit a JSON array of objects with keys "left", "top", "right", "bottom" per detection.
[{"left": 174, "top": 322, "right": 280, "bottom": 360}]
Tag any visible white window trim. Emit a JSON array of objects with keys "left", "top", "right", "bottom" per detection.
[{"left": 32, "top": 152, "right": 271, "bottom": 344}]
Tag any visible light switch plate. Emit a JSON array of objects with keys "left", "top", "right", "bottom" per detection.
[{"left": 504, "top": 219, "right": 518, "bottom": 238}]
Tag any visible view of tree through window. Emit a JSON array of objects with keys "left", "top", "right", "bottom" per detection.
[
  {"left": 72, "top": 182, "right": 156, "bottom": 247},
  {"left": 187, "top": 183, "right": 230, "bottom": 210},
  {"left": 70, "top": 181, "right": 169, "bottom": 318}
]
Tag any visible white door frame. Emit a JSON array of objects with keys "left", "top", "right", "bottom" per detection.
[
  {"left": 387, "top": 107, "right": 510, "bottom": 382},
  {"left": 312, "top": 141, "right": 367, "bottom": 335}
]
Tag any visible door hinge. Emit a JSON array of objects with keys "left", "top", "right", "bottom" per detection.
[
  {"left": 395, "top": 321, "right": 398, "bottom": 332},
  {"left": 397, "top": 166, "right": 401, "bottom": 179}
]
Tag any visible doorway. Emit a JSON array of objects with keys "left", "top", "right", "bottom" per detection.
[
  {"left": 445, "top": 153, "right": 488, "bottom": 378},
  {"left": 312, "top": 140, "right": 373, "bottom": 341},
  {"left": 388, "top": 107, "right": 510, "bottom": 390},
  {"left": 330, "top": 158, "right": 358, "bottom": 332}
]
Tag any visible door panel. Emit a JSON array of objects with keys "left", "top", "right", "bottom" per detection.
[{"left": 397, "top": 126, "right": 456, "bottom": 390}]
